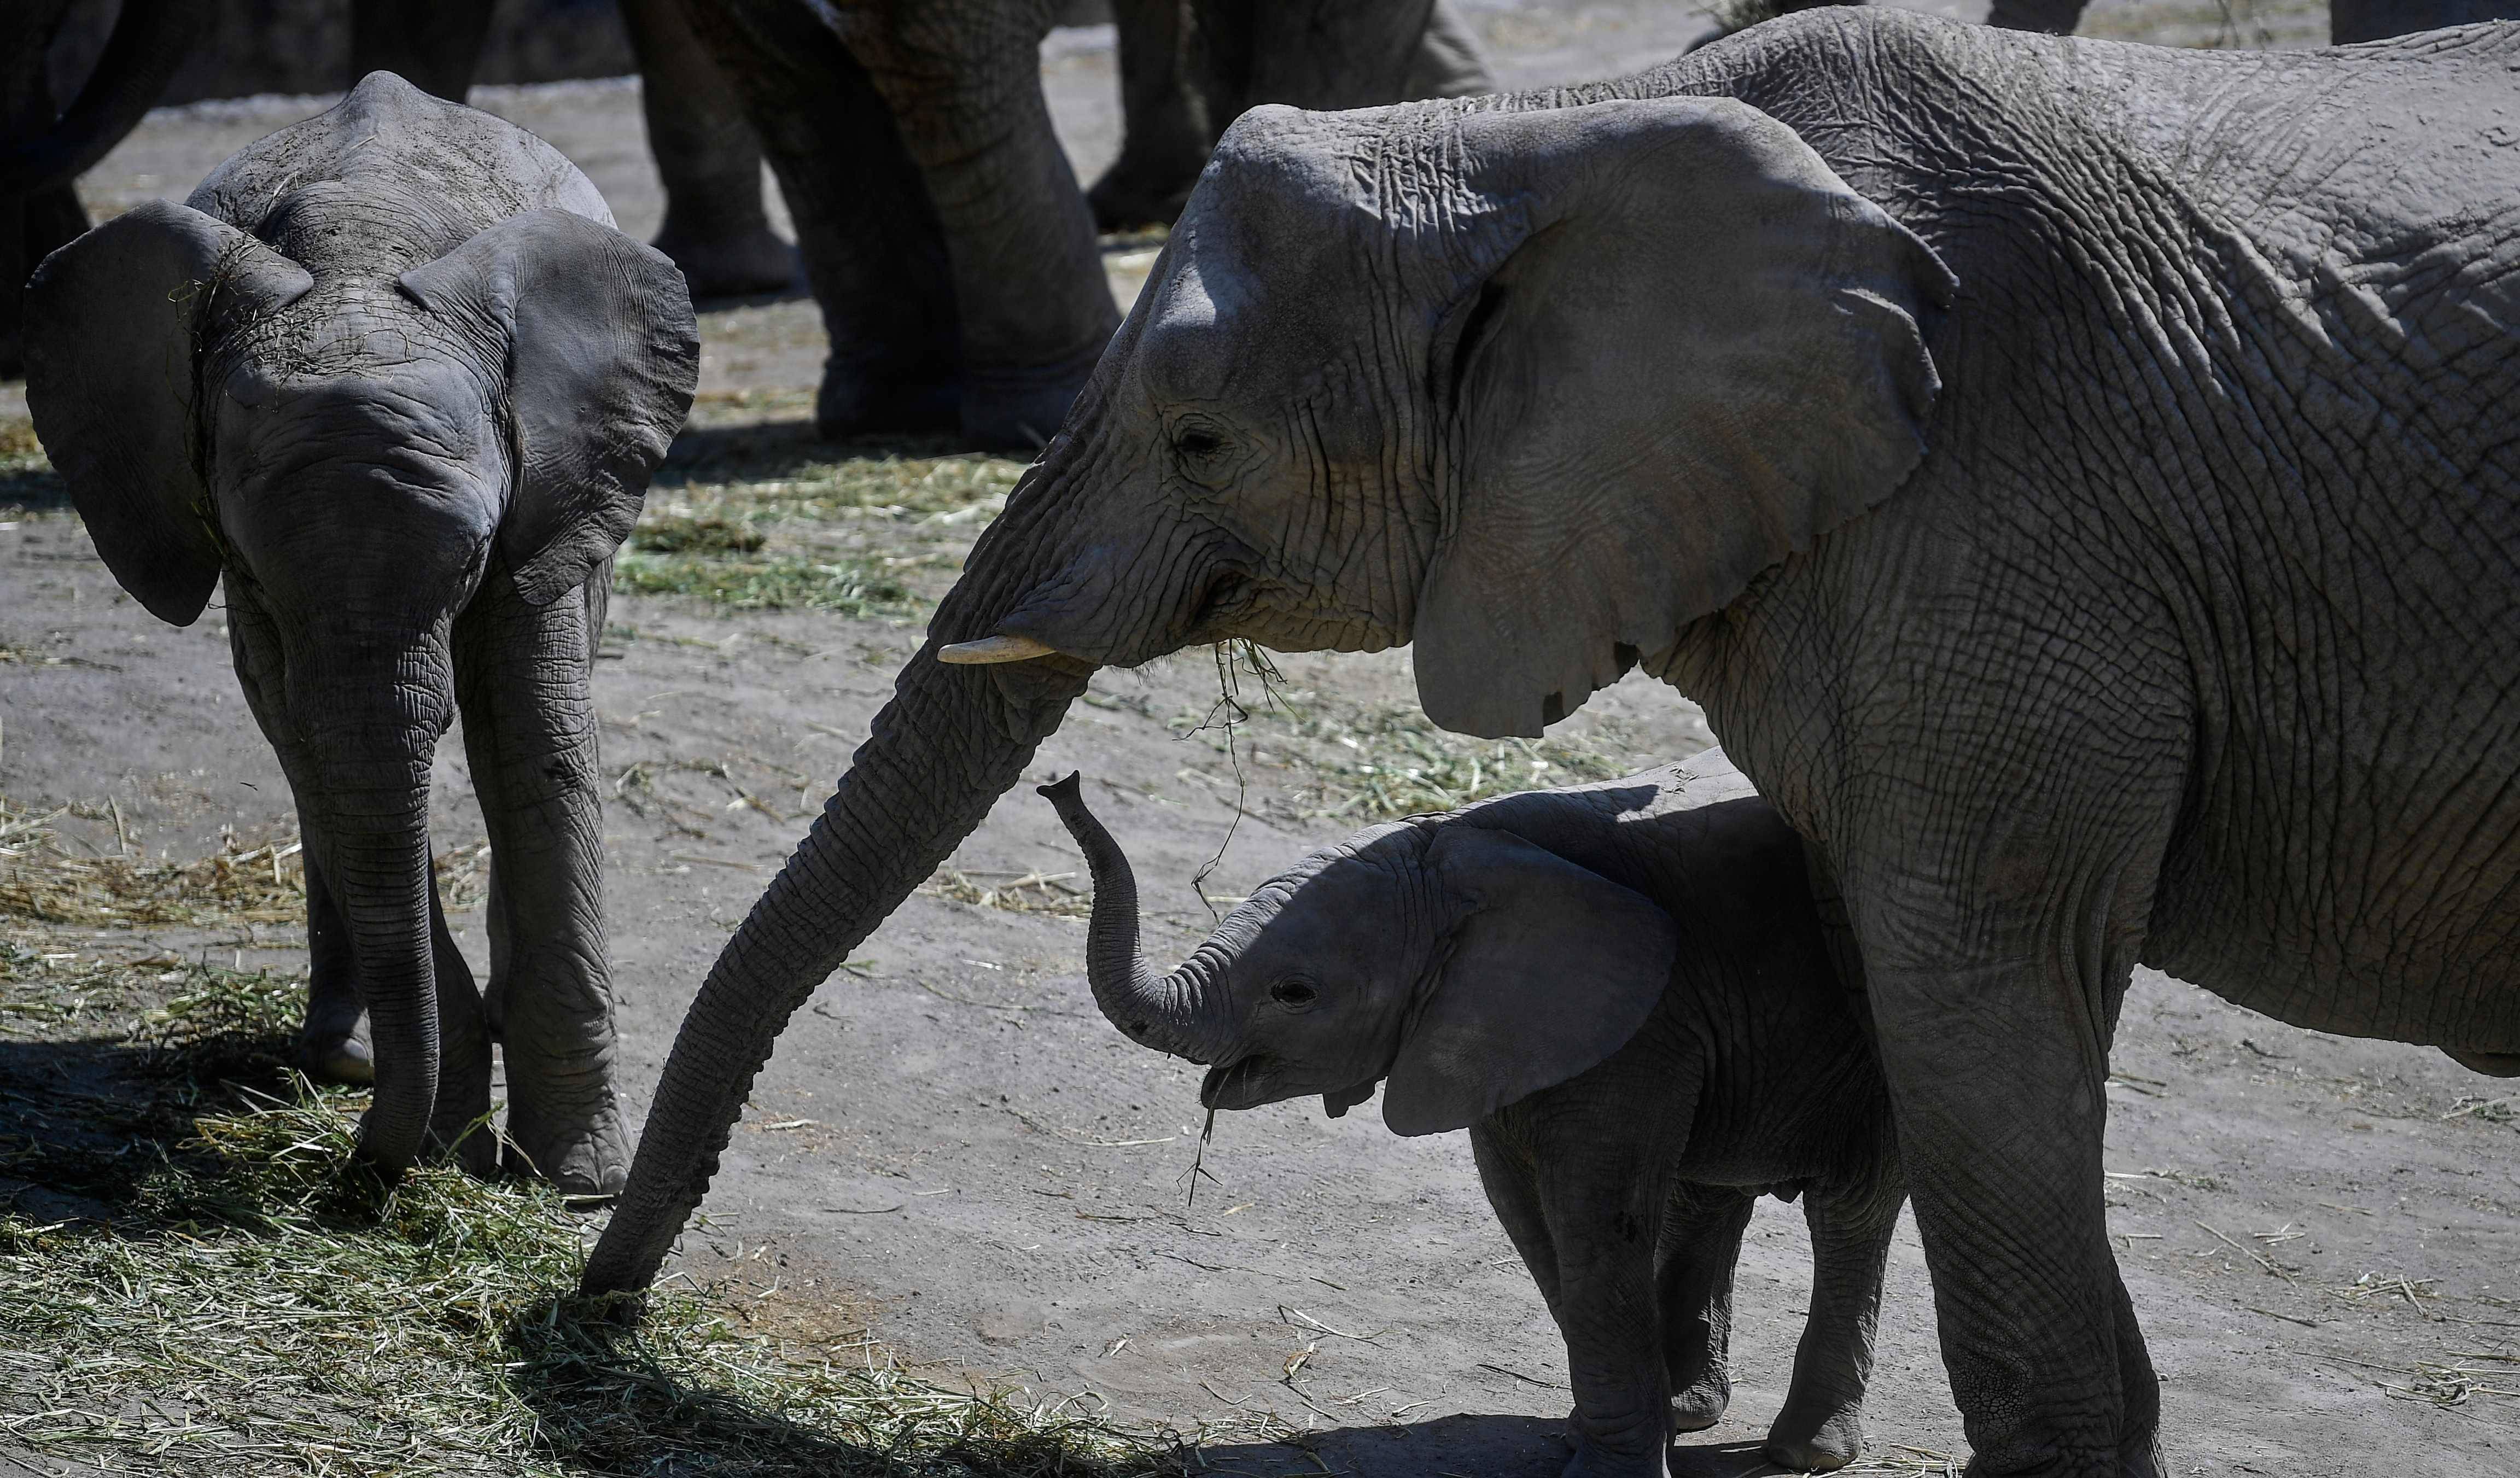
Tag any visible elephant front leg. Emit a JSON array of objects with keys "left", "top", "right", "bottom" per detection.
[
  {"left": 619, "top": 0, "right": 797, "bottom": 298},
  {"left": 299, "top": 843, "right": 371, "bottom": 1084},
  {"left": 1655, "top": 1184, "right": 1755, "bottom": 1434},
  {"left": 1765, "top": 1181, "right": 1903, "bottom": 1472},
  {"left": 453, "top": 575, "right": 626, "bottom": 1197},
  {"left": 1861, "top": 926, "right": 2157, "bottom": 1475}
]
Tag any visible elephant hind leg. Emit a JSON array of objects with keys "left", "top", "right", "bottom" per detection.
[{"left": 1765, "top": 1182, "right": 1901, "bottom": 1472}]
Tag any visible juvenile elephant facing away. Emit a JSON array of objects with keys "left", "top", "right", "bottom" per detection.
[
  {"left": 24, "top": 73, "right": 698, "bottom": 1191},
  {"left": 592, "top": 11, "right": 2520, "bottom": 1475}
]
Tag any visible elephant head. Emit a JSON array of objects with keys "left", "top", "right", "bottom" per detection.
[
  {"left": 24, "top": 168, "right": 697, "bottom": 1176},
  {"left": 585, "top": 91, "right": 1949, "bottom": 1290},
  {"left": 1037, "top": 775, "right": 1678, "bottom": 1134}
]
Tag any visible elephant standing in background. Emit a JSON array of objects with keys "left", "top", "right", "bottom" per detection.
[
  {"left": 1988, "top": 0, "right": 2520, "bottom": 41},
  {"left": 676, "top": 0, "right": 1492, "bottom": 448},
  {"left": 587, "top": 9, "right": 2520, "bottom": 1474},
  {"left": 23, "top": 73, "right": 698, "bottom": 1192},
  {"left": 0, "top": 0, "right": 199, "bottom": 377},
  {"left": 1046, "top": 762, "right": 1910, "bottom": 1473},
  {"left": 349, "top": 0, "right": 798, "bottom": 299},
  {"left": 1089, "top": 0, "right": 1494, "bottom": 230}
]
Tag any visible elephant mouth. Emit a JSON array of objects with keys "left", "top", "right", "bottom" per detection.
[{"left": 1199, "top": 1056, "right": 1279, "bottom": 1111}]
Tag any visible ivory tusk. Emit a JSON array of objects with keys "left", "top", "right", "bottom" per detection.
[{"left": 936, "top": 633, "right": 1061, "bottom": 664}]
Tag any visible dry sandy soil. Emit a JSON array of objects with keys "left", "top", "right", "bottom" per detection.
[{"left": 7, "top": 3, "right": 2516, "bottom": 1475}]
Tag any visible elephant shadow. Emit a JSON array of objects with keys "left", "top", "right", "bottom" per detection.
[{"left": 1187, "top": 1417, "right": 1795, "bottom": 1477}]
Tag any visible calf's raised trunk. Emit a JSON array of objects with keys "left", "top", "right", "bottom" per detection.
[{"left": 1039, "top": 773, "right": 1235, "bottom": 1063}]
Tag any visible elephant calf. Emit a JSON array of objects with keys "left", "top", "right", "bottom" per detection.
[
  {"left": 22, "top": 72, "right": 699, "bottom": 1191},
  {"left": 1041, "top": 755, "right": 1904, "bottom": 1475}
]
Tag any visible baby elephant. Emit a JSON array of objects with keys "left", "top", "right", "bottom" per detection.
[{"left": 1042, "top": 754, "right": 1903, "bottom": 1476}]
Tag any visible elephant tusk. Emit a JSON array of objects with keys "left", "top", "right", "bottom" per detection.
[{"left": 936, "top": 633, "right": 1061, "bottom": 665}]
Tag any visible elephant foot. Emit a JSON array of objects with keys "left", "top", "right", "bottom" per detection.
[
  {"left": 1669, "top": 1370, "right": 1730, "bottom": 1433},
  {"left": 1763, "top": 1399, "right": 1862, "bottom": 1473},
  {"left": 302, "top": 1025, "right": 375, "bottom": 1085},
  {"left": 504, "top": 1093, "right": 631, "bottom": 1199},
  {"left": 959, "top": 349, "right": 1102, "bottom": 451},
  {"left": 652, "top": 220, "right": 798, "bottom": 300},
  {"left": 816, "top": 359, "right": 959, "bottom": 441},
  {"left": 1087, "top": 172, "right": 1195, "bottom": 233}
]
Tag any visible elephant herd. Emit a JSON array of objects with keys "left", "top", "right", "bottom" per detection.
[{"left": 15, "top": 3, "right": 2520, "bottom": 1476}]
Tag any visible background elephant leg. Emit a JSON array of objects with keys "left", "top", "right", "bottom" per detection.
[
  {"left": 1766, "top": 1183, "right": 1903, "bottom": 1473},
  {"left": 425, "top": 874, "right": 497, "bottom": 1176},
  {"left": 299, "top": 840, "right": 372, "bottom": 1083},
  {"left": 1403, "top": 0, "right": 1495, "bottom": 98},
  {"left": 347, "top": 0, "right": 495, "bottom": 99},
  {"left": 1656, "top": 1184, "right": 1755, "bottom": 1433},
  {"left": 687, "top": 0, "right": 959, "bottom": 438},
  {"left": 619, "top": 0, "right": 796, "bottom": 298},
  {"left": 1089, "top": 0, "right": 1214, "bottom": 231},
  {"left": 1984, "top": 0, "right": 2090, "bottom": 32},
  {"left": 452, "top": 575, "right": 626, "bottom": 1197},
  {"left": 842, "top": 8, "right": 1122, "bottom": 447}
]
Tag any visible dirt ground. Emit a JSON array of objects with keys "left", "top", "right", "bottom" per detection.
[{"left": 8, "top": 3, "right": 2515, "bottom": 1475}]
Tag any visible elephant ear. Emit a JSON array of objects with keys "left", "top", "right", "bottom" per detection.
[
  {"left": 399, "top": 208, "right": 698, "bottom": 606},
  {"left": 22, "top": 200, "right": 313, "bottom": 624},
  {"left": 1412, "top": 97, "right": 1956, "bottom": 738},
  {"left": 1381, "top": 825, "right": 1678, "bottom": 1136}
]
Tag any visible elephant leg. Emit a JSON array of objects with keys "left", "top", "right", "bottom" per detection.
[
  {"left": 347, "top": 0, "right": 496, "bottom": 99},
  {"left": 1089, "top": 0, "right": 1214, "bottom": 232},
  {"left": 1655, "top": 1184, "right": 1755, "bottom": 1433},
  {"left": 837, "top": 3, "right": 1122, "bottom": 447},
  {"left": 299, "top": 839, "right": 372, "bottom": 1083},
  {"left": 1984, "top": 0, "right": 2090, "bottom": 32},
  {"left": 619, "top": 0, "right": 796, "bottom": 298},
  {"left": 685, "top": 0, "right": 960, "bottom": 438},
  {"left": 1854, "top": 897, "right": 2155, "bottom": 1475},
  {"left": 425, "top": 871, "right": 498, "bottom": 1176},
  {"left": 1402, "top": 0, "right": 1495, "bottom": 99},
  {"left": 1554, "top": 1213, "right": 1677, "bottom": 1477},
  {"left": 1766, "top": 1182, "right": 1903, "bottom": 1473},
  {"left": 452, "top": 573, "right": 626, "bottom": 1197}
]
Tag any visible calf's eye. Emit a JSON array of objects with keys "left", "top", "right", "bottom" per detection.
[{"left": 1270, "top": 979, "right": 1317, "bottom": 1008}]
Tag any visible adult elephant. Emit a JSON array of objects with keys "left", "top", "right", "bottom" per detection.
[
  {"left": 348, "top": 0, "right": 797, "bottom": 299},
  {"left": 0, "top": 0, "right": 199, "bottom": 377},
  {"left": 1988, "top": 0, "right": 2520, "bottom": 41},
  {"left": 24, "top": 73, "right": 697, "bottom": 1193},
  {"left": 675, "top": 0, "right": 1491, "bottom": 448},
  {"left": 589, "top": 9, "right": 2520, "bottom": 1474},
  {"left": 1088, "top": 0, "right": 1494, "bottom": 230}
]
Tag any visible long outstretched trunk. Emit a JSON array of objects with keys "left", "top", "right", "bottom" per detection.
[
  {"left": 1039, "top": 773, "right": 1234, "bottom": 1061},
  {"left": 581, "top": 649, "right": 1085, "bottom": 1294}
]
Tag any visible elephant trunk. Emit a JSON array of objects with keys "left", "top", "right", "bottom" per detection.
[
  {"left": 304, "top": 737, "right": 445, "bottom": 1175},
  {"left": 1038, "top": 773, "right": 1235, "bottom": 1063},
  {"left": 0, "top": 0, "right": 206, "bottom": 194},
  {"left": 580, "top": 644, "right": 1088, "bottom": 1295}
]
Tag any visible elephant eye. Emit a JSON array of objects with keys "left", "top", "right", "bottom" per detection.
[
  {"left": 1270, "top": 979, "right": 1319, "bottom": 1009},
  {"left": 1173, "top": 423, "right": 1226, "bottom": 462}
]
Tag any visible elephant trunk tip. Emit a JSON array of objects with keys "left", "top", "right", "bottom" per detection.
[{"left": 1037, "top": 771, "right": 1083, "bottom": 805}]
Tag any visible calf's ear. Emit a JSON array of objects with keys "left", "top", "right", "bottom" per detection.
[
  {"left": 24, "top": 200, "right": 313, "bottom": 624},
  {"left": 1381, "top": 825, "right": 1678, "bottom": 1136},
  {"left": 399, "top": 208, "right": 698, "bottom": 606},
  {"left": 1411, "top": 96, "right": 1955, "bottom": 738}
]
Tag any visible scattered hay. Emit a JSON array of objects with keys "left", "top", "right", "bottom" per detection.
[
  {"left": 633, "top": 512, "right": 767, "bottom": 555},
  {"left": 614, "top": 552, "right": 925, "bottom": 618},
  {"left": 2443, "top": 1094, "right": 2518, "bottom": 1125},
  {"left": 0, "top": 414, "right": 65, "bottom": 511},
  {"left": 922, "top": 868, "right": 1091, "bottom": 920},
  {"left": 0, "top": 956, "right": 1182, "bottom": 1477},
  {"left": 2332, "top": 1271, "right": 2443, "bottom": 1310},
  {"left": 1, "top": 798, "right": 496, "bottom": 930},
  {"left": 1839, "top": 1447, "right": 1965, "bottom": 1477}
]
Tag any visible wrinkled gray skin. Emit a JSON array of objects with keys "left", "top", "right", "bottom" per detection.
[
  {"left": 1089, "top": 0, "right": 1496, "bottom": 231},
  {"left": 348, "top": 0, "right": 798, "bottom": 300},
  {"left": 1044, "top": 758, "right": 1908, "bottom": 1474},
  {"left": 674, "top": 0, "right": 1489, "bottom": 447},
  {"left": 1988, "top": 0, "right": 2520, "bottom": 42},
  {"left": 0, "top": 0, "right": 199, "bottom": 377},
  {"left": 590, "top": 11, "right": 2520, "bottom": 1473},
  {"left": 21, "top": 73, "right": 698, "bottom": 1192}
]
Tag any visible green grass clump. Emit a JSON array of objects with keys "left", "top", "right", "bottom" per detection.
[
  {"left": 612, "top": 552, "right": 925, "bottom": 618},
  {"left": 632, "top": 513, "right": 767, "bottom": 555},
  {"left": 0, "top": 414, "right": 67, "bottom": 512},
  {"left": 0, "top": 961, "right": 1179, "bottom": 1476}
]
